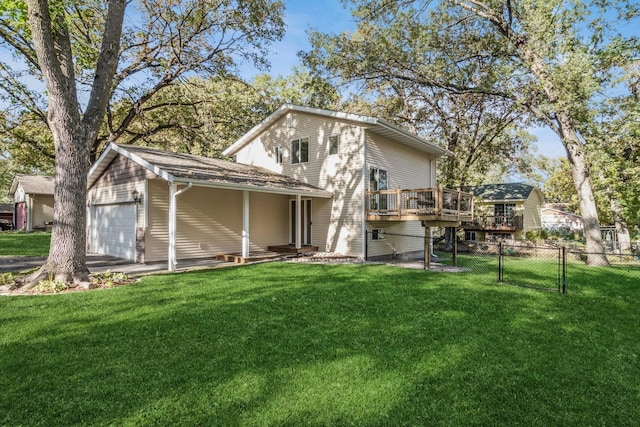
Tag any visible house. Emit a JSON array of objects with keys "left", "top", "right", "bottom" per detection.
[
  {"left": 540, "top": 205, "right": 583, "bottom": 236},
  {"left": 87, "top": 104, "right": 472, "bottom": 269},
  {"left": 463, "top": 183, "right": 544, "bottom": 241},
  {"left": 8, "top": 174, "right": 54, "bottom": 232}
]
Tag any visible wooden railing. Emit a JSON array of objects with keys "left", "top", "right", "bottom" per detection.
[
  {"left": 366, "top": 186, "right": 473, "bottom": 222},
  {"left": 463, "top": 214, "right": 524, "bottom": 231}
]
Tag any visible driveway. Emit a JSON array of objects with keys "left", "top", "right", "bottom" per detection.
[{"left": 0, "top": 254, "right": 230, "bottom": 275}]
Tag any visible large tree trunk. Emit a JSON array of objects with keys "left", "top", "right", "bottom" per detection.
[
  {"left": 558, "top": 113, "right": 608, "bottom": 265},
  {"left": 22, "top": 0, "right": 126, "bottom": 288}
]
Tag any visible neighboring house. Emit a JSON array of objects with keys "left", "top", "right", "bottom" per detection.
[
  {"left": 463, "top": 183, "right": 544, "bottom": 241},
  {"left": 87, "top": 104, "right": 472, "bottom": 269},
  {"left": 8, "top": 175, "right": 54, "bottom": 232},
  {"left": 540, "top": 205, "right": 584, "bottom": 235}
]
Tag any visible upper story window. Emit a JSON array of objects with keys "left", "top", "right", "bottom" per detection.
[
  {"left": 291, "top": 138, "right": 309, "bottom": 164},
  {"left": 275, "top": 145, "right": 283, "bottom": 164},
  {"left": 328, "top": 135, "right": 339, "bottom": 155}
]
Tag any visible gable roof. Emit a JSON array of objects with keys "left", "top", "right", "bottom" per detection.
[
  {"left": 223, "top": 104, "right": 450, "bottom": 157},
  {"left": 8, "top": 174, "right": 54, "bottom": 197},
  {"left": 88, "top": 143, "right": 332, "bottom": 198},
  {"left": 471, "top": 183, "right": 538, "bottom": 202}
]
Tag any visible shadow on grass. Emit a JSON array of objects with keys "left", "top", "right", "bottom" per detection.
[{"left": 1, "top": 262, "right": 639, "bottom": 425}]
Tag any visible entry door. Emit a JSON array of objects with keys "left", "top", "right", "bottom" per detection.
[
  {"left": 15, "top": 202, "right": 26, "bottom": 230},
  {"left": 290, "top": 199, "right": 312, "bottom": 245}
]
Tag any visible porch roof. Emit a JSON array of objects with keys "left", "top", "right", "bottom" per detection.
[{"left": 88, "top": 143, "right": 332, "bottom": 198}]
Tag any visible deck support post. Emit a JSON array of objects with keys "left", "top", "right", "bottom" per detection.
[
  {"left": 295, "top": 194, "right": 301, "bottom": 250},
  {"left": 424, "top": 224, "right": 431, "bottom": 270},
  {"left": 453, "top": 226, "right": 458, "bottom": 267},
  {"left": 242, "top": 190, "right": 250, "bottom": 259}
]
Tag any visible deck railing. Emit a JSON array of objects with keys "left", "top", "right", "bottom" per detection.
[
  {"left": 366, "top": 186, "right": 473, "bottom": 222},
  {"left": 463, "top": 214, "right": 524, "bottom": 230}
]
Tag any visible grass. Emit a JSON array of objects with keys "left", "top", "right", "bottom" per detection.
[
  {"left": 0, "top": 232, "right": 51, "bottom": 256},
  {"left": 1, "top": 262, "right": 639, "bottom": 426}
]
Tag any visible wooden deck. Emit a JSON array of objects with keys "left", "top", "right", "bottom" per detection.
[
  {"left": 215, "top": 251, "right": 286, "bottom": 264},
  {"left": 366, "top": 186, "right": 473, "bottom": 224},
  {"left": 215, "top": 245, "right": 319, "bottom": 264}
]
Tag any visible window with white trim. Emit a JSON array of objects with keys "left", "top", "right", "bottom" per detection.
[
  {"left": 291, "top": 137, "right": 309, "bottom": 164},
  {"left": 275, "top": 145, "right": 283, "bottom": 164}
]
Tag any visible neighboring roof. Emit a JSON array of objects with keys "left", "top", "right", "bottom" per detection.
[
  {"left": 223, "top": 103, "right": 450, "bottom": 158},
  {"left": 471, "top": 183, "right": 538, "bottom": 202},
  {"left": 541, "top": 207, "right": 582, "bottom": 219},
  {"left": 88, "top": 143, "right": 332, "bottom": 198},
  {"left": 0, "top": 203, "right": 12, "bottom": 213},
  {"left": 8, "top": 174, "right": 54, "bottom": 197}
]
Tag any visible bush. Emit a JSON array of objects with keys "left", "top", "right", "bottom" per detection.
[
  {"left": 0, "top": 272, "right": 14, "bottom": 286},
  {"left": 34, "top": 280, "right": 69, "bottom": 294}
]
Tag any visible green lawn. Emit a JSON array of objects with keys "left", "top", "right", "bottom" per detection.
[
  {"left": 1, "top": 262, "right": 638, "bottom": 426},
  {"left": 0, "top": 232, "right": 51, "bottom": 256}
]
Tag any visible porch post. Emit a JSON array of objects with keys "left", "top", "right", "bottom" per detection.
[
  {"left": 295, "top": 194, "right": 301, "bottom": 249},
  {"left": 242, "top": 190, "right": 250, "bottom": 258},
  {"left": 168, "top": 183, "right": 177, "bottom": 271}
]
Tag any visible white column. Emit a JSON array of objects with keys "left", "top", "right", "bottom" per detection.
[
  {"left": 295, "top": 194, "right": 301, "bottom": 249},
  {"left": 168, "top": 183, "right": 177, "bottom": 271},
  {"left": 242, "top": 190, "right": 250, "bottom": 258}
]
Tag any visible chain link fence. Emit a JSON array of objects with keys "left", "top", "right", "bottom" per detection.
[{"left": 365, "top": 231, "right": 640, "bottom": 294}]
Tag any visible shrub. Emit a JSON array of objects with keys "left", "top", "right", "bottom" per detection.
[
  {"left": 0, "top": 272, "right": 14, "bottom": 286},
  {"left": 34, "top": 280, "right": 69, "bottom": 294}
]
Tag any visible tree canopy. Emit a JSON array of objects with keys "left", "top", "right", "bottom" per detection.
[{"left": 303, "top": 0, "right": 640, "bottom": 262}]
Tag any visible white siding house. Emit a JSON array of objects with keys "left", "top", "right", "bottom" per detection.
[{"left": 87, "top": 104, "right": 473, "bottom": 269}]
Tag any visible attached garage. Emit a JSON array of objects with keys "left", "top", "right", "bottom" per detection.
[{"left": 90, "top": 204, "right": 136, "bottom": 261}]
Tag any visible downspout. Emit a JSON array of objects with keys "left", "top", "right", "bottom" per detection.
[{"left": 168, "top": 182, "right": 193, "bottom": 271}]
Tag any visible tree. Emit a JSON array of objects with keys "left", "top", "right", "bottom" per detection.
[
  {"left": 0, "top": 0, "right": 285, "bottom": 285},
  {"left": 304, "top": 0, "right": 639, "bottom": 264}
]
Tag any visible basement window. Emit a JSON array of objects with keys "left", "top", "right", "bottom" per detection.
[{"left": 371, "top": 228, "right": 386, "bottom": 240}]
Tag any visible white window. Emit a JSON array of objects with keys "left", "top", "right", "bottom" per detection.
[
  {"left": 291, "top": 138, "right": 309, "bottom": 164},
  {"left": 328, "top": 135, "right": 339, "bottom": 155},
  {"left": 371, "top": 228, "right": 385, "bottom": 240},
  {"left": 369, "top": 167, "right": 388, "bottom": 210},
  {"left": 275, "top": 145, "right": 283, "bottom": 164},
  {"left": 465, "top": 231, "right": 477, "bottom": 241}
]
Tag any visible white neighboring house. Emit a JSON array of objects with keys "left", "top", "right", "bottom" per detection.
[
  {"left": 8, "top": 174, "right": 54, "bottom": 232},
  {"left": 540, "top": 206, "right": 584, "bottom": 235},
  {"left": 87, "top": 104, "right": 473, "bottom": 269}
]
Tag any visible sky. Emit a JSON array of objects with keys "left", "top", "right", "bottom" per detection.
[{"left": 242, "top": 0, "right": 568, "bottom": 159}]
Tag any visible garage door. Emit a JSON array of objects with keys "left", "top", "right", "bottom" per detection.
[{"left": 91, "top": 204, "right": 136, "bottom": 261}]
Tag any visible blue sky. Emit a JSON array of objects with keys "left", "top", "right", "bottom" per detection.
[{"left": 246, "top": 0, "right": 567, "bottom": 159}]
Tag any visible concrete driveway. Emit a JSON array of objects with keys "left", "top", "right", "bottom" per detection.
[{"left": 0, "top": 254, "right": 231, "bottom": 275}]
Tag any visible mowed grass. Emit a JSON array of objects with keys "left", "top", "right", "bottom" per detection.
[
  {"left": 0, "top": 232, "right": 51, "bottom": 256},
  {"left": 1, "top": 262, "right": 639, "bottom": 426}
]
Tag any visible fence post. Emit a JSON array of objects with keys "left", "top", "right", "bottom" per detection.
[
  {"left": 497, "top": 242, "right": 503, "bottom": 283},
  {"left": 562, "top": 246, "right": 567, "bottom": 294}
]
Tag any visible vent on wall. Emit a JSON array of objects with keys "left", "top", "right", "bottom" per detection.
[{"left": 286, "top": 115, "right": 293, "bottom": 128}]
